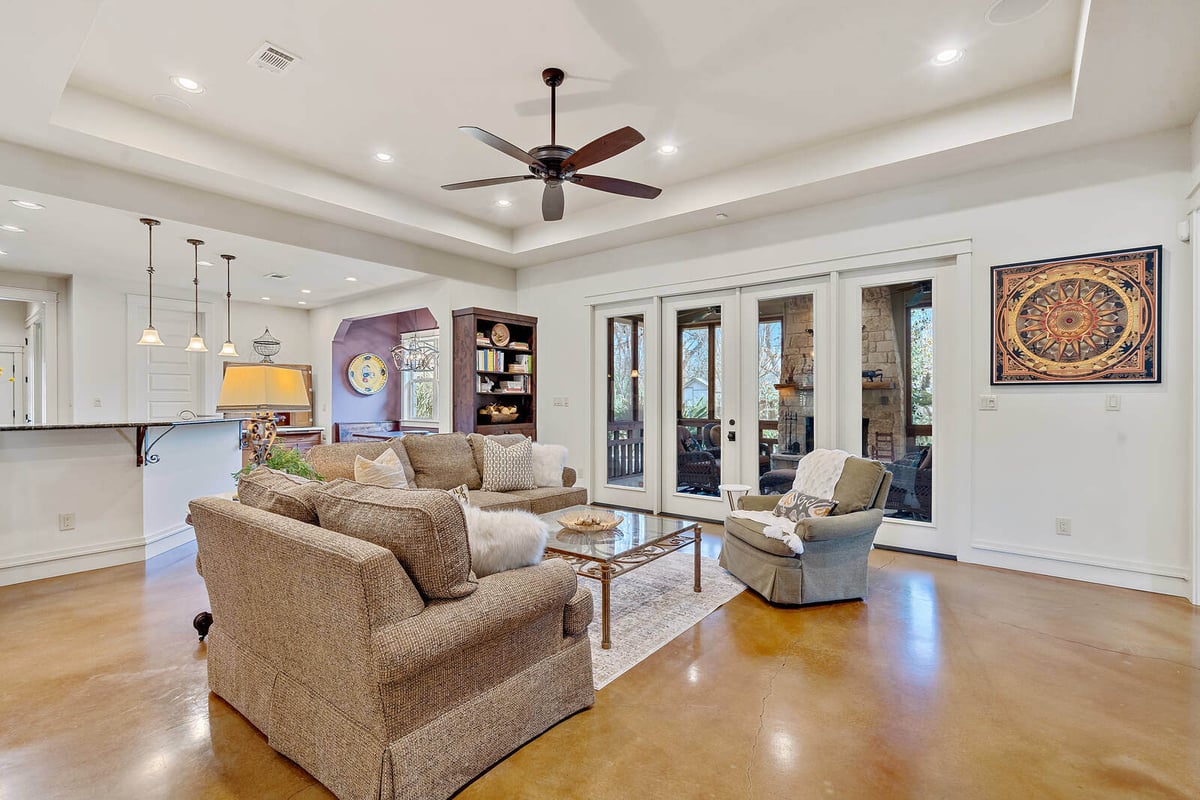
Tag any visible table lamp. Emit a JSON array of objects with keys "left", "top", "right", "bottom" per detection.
[{"left": 217, "top": 364, "right": 311, "bottom": 466}]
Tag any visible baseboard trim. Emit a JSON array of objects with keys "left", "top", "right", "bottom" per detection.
[
  {"left": 969, "top": 540, "right": 1188, "bottom": 580},
  {"left": 874, "top": 544, "right": 957, "bottom": 561},
  {"left": 0, "top": 524, "right": 195, "bottom": 586}
]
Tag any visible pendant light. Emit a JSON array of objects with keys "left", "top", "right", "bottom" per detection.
[
  {"left": 218, "top": 254, "right": 239, "bottom": 357},
  {"left": 184, "top": 238, "right": 208, "bottom": 353},
  {"left": 136, "top": 218, "right": 164, "bottom": 346}
]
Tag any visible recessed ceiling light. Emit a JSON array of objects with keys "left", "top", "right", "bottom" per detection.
[
  {"left": 260, "top": 296, "right": 271, "bottom": 301},
  {"left": 0, "top": 224, "right": 25, "bottom": 233},
  {"left": 374, "top": 152, "right": 395, "bottom": 163},
  {"left": 297, "top": 301, "right": 308, "bottom": 305},
  {"left": 986, "top": 0, "right": 1053, "bottom": 26},
  {"left": 657, "top": 144, "right": 678, "bottom": 155},
  {"left": 300, "top": 288, "right": 312, "bottom": 294},
  {"left": 171, "top": 75, "right": 205, "bottom": 93},
  {"left": 932, "top": 48, "right": 965, "bottom": 66},
  {"left": 197, "top": 260, "right": 213, "bottom": 267},
  {"left": 152, "top": 93, "right": 192, "bottom": 112},
  {"left": 10, "top": 200, "right": 44, "bottom": 210},
  {"left": 0, "top": 249, "right": 6, "bottom": 256},
  {"left": 495, "top": 199, "right": 513, "bottom": 208},
  {"left": 345, "top": 276, "right": 358, "bottom": 282}
]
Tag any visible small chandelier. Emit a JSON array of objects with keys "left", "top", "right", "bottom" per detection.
[
  {"left": 253, "top": 327, "right": 281, "bottom": 363},
  {"left": 136, "top": 218, "right": 164, "bottom": 346},
  {"left": 391, "top": 333, "right": 439, "bottom": 372},
  {"left": 184, "top": 238, "right": 208, "bottom": 353},
  {"left": 218, "top": 254, "right": 239, "bottom": 357}
]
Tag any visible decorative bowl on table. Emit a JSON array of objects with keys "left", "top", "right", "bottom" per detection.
[{"left": 557, "top": 509, "right": 623, "bottom": 532}]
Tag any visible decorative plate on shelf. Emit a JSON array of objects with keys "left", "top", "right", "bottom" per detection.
[
  {"left": 557, "top": 509, "right": 623, "bottom": 532},
  {"left": 490, "top": 323, "right": 511, "bottom": 347},
  {"left": 347, "top": 353, "right": 389, "bottom": 395}
]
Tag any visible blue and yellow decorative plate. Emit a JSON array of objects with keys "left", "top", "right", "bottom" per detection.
[{"left": 348, "top": 353, "right": 389, "bottom": 395}]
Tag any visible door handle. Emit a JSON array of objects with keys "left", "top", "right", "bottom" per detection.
[{"left": 727, "top": 431, "right": 736, "bottom": 442}]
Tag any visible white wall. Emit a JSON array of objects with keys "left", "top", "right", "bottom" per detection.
[
  {"left": 309, "top": 276, "right": 517, "bottom": 434},
  {"left": 518, "top": 128, "right": 1194, "bottom": 599},
  {"left": 1189, "top": 109, "right": 1200, "bottom": 200},
  {"left": 0, "top": 300, "right": 25, "bottom": 345},
  {"left": 69, "top": 274, "right": 312, "bottom": 422}
]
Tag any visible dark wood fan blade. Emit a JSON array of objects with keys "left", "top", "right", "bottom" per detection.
[
  {"left": 542, "top": 182, "right": 564, "bottom": 221},
  {"left": 441, "top": 176, "right": 536, "bottom": 191},
  {"left": 561, "top": 126, "right": 644, "bottom": 172},
  {"left": 572, "top": 174, "right": 662, "bottom": 199},
  {"left": 459, "top": 126, "right": 544, "bottom": 168}
]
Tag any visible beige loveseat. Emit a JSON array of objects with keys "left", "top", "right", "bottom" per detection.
[
  {"left": 189, "top": 486, "right": 595, "bottom": 800},
  {"left": 308, "top": 432, "right": 587, "bottom": 514}
]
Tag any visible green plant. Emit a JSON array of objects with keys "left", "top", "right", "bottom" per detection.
[{"left": 232, "top": 446, "right": 322, "bottom": 483}]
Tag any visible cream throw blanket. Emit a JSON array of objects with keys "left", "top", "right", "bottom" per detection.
[{"left": 730, "top": 449, "right": 853, "bottom": 555}]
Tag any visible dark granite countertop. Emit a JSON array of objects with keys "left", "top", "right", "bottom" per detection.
[{"left": 0, "top": 418, "right": 243, "bottom": 433}]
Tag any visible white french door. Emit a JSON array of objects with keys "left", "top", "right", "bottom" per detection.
[{"left": 660, "top": 291, "right": 742, "bottom": 520}]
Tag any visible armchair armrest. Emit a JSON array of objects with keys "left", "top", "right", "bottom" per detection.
[
  {"left": 563, "top": 585, "right": 593, "bottom": 637},
  {"left": 562, "top": 466, "right": 577, "bottom": 487},
  {"left": 737, "top": 495, "right": 779, "bottom": 512},
  {"left": 372, "top": 558, "right": 578, "bottom": 682},
  {"left": 679, "top": 450, "right": 719, "bottom": 467},
  {"left": 799, "top": 509, "right": 884, "bottom": 542}
]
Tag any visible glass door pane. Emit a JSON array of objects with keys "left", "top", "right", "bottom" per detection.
[
  {"left": 675, "top": 306, "right": 722, "bottom": 497},
  {"left": 758, "top": 294, "right": 816, "bottom": 495},
  {"left": 606, "top": 315, "right": 645, "bottom": 488},
  {"left": 861, "top": 280, "right": 933, "bottom": 522}
]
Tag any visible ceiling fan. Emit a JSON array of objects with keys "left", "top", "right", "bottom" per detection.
[{"left": 441, "top": 67, "right": 662, "bottom": 222}]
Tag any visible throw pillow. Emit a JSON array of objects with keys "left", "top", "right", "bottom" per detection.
[
  {"left": 467, "top": 433, "right": 526, "bottom": 477},
  {"left": 401, "top": 432, "right": 483, "bottom": 490},
  {"left": 531, "top": 442, "right": 567, "bottom": 488},
  {"left": 314, "top": 481, "right": 477, "bottom": 600},
  {"left": 461, "top": 504, "right": 549, "bottom": 577},
  {"left": 772, "top": 490, "right": 838, "bottom": 523},
  {"left": 237, "top": 467, "right": 322, "bottom": 524},
  {"left": 353, "top": 447, "right": 409, "bottom": 488},
  {"left": 481, "top": 436, "right": 536, "bottom": 492},
  {"left": 447, "top": 483, "right": 470, "bottom": 508}
]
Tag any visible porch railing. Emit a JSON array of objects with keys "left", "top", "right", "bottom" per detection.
[{"left": 607, "top": 420, "right": 644, "bottom": 480}]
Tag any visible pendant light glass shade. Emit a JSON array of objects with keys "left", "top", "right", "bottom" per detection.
[
  {"left": 218, "top": 254, "right": 239, "bottom": 357},
  {"left": 186, "top": 238, "right": 207, "bottom": 353},
  {"left": 137, "top": 218, "right": 164, "bottom": 346}
]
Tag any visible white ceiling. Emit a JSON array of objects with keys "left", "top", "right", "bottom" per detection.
[
  {"left": 0, "top": 0, "right": 1196, "bottom": 275},
  {"left": 0, "top": 185, "right": 429, "bottom": 308}
]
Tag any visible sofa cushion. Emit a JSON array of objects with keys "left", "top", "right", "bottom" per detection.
[
  {"left": 467, "top": 490, "right": 531, "bottom": 512},
  {"left": 314, "top": 480, "right": 477, "bottom": 600},
  {"left": 481, "top": 437, "right": 537, "bottom": 492},
  {"left": 830, "top": 457, "right": 886, "bottom": 516},
  {"left": 354, "top": 447, "right": 409, "bottom": 488},
  {"left": 725, "top": 515, "right": 798, "bottom": 558},
  {"left": 467, "top": 433, "right": 526, "bottom": 476},
  {"left": 402, "top": 432, "right": 482, "bottom": 490},
  {"left": 507, "top": 487, "right": 589, "bottom": 516},
  {"left": 237, "top": 467, "right": 322, "bottom": 524}
]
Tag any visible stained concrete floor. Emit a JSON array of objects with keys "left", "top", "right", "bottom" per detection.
[{"left": 1, "top": 527, "right": 1197, "bottom": 799}]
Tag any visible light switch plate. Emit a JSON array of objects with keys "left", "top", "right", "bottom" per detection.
[
  {"left": 1105, "top": 394, "right": 1121, "bottom": 411},
  {"left": 979, "top": 394, "right": 998, "bottom": 411}
]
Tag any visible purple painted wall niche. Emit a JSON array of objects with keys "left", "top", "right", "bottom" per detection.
[{"left": 331, "top": 308, "right": 438, "bottom": 430}]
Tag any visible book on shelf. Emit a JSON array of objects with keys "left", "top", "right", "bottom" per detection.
[
  {"left": 508, "top": 341, "right": 530, "bottom": 351},
  {"left": 508, "top": 353, "right": 533, "bottom": 373},
  {"left": 475, "top": 349, "right": 505, "bottom": 372}
]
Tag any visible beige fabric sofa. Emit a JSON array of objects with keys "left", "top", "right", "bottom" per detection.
[
  {"left": 720, "top": 457, "right": 893, "bottom": 605},
  {"left": 189, "top": 494, "right": 595, "bottom": 800},
  {"left": 308, "top": 432, "right": 587, "bottom": 514}
]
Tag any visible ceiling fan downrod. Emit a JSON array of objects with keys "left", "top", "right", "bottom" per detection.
[{"left": 542, "top": 67, "right": 564, "bottom": 146}]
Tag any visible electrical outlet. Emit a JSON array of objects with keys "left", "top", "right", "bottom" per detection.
[
  {"left": 979, "top": 394, "right": 998, "bottom": 411},
  {"left": 561, "top": 396, "right": 569, "bottom": 407},
  {"left": 58, "top": 513, "right": 76, "bottom": 531},
  {"left": 92, "top": 397, "right": 102, "bottom": 408},
  {"left": 1055, "top": 517, "right": 1071, "bottom": 536},
  {"left": 1105, "top": 394, "right": 1121, "bottom": 411}
]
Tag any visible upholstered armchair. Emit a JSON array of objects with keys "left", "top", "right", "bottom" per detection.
[
  {"left": 676, "top": 426, "right": 720, "bottom": 495},
  {"left": 720, "top": 456, "right": 893, "bottom": 605}
]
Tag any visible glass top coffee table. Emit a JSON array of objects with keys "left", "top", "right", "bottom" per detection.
[{"left": 539, "top": 505, "right": 702, "bottom": 650}]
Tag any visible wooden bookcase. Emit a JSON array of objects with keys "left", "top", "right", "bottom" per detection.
[{"left": 452, "top": 307, "right": 537, "bottom": 437}]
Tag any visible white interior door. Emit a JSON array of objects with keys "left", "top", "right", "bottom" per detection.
[
  {"left": 661, "top": 290, "right": 741, "bottom": 520},
  {"left": 593, "top": 301, "right": 658, "bottom": 511},
  {"left": 0, "top": 349, "right": 17, "bottom": 426}
]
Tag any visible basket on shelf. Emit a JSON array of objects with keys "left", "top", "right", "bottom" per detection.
[{"left": 479, "top": 403, "right": 519, "bottom": 424}]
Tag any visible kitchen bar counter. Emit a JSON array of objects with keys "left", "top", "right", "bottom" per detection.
[{"left": 0, "top": 418, "right": 240, "bottom": 432}]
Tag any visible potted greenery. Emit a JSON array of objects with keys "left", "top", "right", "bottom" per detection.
[{"left": 232, "top": 447, "right": 323, "bottom": 483}]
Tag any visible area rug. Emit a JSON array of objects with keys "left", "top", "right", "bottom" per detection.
[{"left": 585, "top": 553, "right": 745, "bottom": 689}]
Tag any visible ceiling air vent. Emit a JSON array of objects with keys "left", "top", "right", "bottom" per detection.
[
  {"left": 248, "top": 42, "right": 299, "bottom": 75},
  {"left": 264, "top": 272, "right": 291, "bottom": 280}
]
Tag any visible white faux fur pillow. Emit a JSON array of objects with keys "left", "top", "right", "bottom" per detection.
[
  {"left": 461, "top": 504, "right": 549, "bottom": 577},
  {"left": 531, "top": 442, "right": 567, "bottom": 488},
  {"left": 354, "top": 447, "right": 409, "bottom": 489}
]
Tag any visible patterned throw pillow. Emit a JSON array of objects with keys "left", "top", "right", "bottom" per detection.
[
  {"left": 772, "top": 490, "right": 838, "bottom": 523},
  {"left": 353, "top": 447, "right": 409, "bottom": 489},
  {"left": 481, "top": 437, "right": 536, "bottom": 492},
  {"left": 447, "top": 483, "right": 470, "bottom": 508}
]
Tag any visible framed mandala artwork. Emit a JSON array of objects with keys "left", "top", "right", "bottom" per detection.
[{"left": 991, "top": 246, "right": 1161, "bottom": 385}]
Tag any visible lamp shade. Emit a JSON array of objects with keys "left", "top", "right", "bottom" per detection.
[{"left": 217, "top": 364, "right": 311, "bottom": 412}]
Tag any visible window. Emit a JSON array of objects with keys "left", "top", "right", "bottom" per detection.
[
  {"left": 606, "top": 315, "right": 644, "bottom": 486},
  {"left": 400, "top": 330, "right": 438, "bottom": 422}
]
